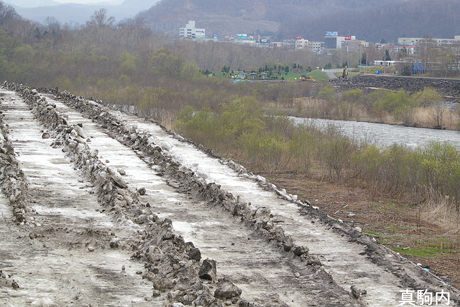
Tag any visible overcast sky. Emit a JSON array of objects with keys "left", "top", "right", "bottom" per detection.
[
  {"left": 6, "top": 0, "right": 124, "bottom": 7},
  {"left": 53, "top": 0, "right": 122, "bottom": 3}
]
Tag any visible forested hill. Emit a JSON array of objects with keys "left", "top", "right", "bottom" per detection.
[
  {"left": 280, "top": 0, "right": 460, "bottom": 42},
  {"left": 136, "top": 0, "right": 400, "bottom": 38},
  {"left": 138, "top": 0, "right": 460, "bottom": 42}
]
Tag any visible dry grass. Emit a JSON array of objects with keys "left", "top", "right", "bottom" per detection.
[
  {"left": 421, "top": 187, "right": 460, "bottom": 235},
  {"left": 264, "top": 171, "right": 460, "bottom": 290},
  {"left": 296, "top": 97, "right": 325, "bottom": 109},
  {"left": 293, "top": 97, "right": 460, "bottom": 130},
  {"left": 414, "top": 107, "right": 460, "bottom": 129}
]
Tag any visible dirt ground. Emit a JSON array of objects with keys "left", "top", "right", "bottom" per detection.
[{"left": 265, "top": 172, "right": 460, "bottom": 290}]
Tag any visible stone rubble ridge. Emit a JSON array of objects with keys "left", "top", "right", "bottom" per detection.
[{"left": 2, "top": 81, "right": 458, "bottom": 306}]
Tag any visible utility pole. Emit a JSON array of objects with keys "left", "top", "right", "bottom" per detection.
[
  {"left": 383, "top": 52, "right": 386, "bottom": 74},
  {"left": 347, "top": 44, "right": 350, "bottom": 69}
]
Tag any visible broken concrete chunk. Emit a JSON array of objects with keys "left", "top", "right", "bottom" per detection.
[
  {"left": 11, "top": 280, "right": 19, "bottom": 289},
  {"left": 293, "top": 245, "right": 309, "bottom": 257},
  {"left": 214, "top": 278, "right": 242, "bottom": 299},
  {"left": 109, "top": 171, "right": 128, "bottom": 189},
  {"left": 351, "top": 285, "right": 360, "bottom": 299},
  {"left": 188, "top": 247, "right": 201, "bottom": 261},
  {"left": 109, "top": 238, "right": 119, "bottom": 248},
  {"left": 138, "top": 187, "right": 146, "bottom": 195},
  {"left": 199, "top": 259, "right": 216, "bottom": 281},
  {"left": 117, "top": 169, "right": 126, "bottom": 176}
]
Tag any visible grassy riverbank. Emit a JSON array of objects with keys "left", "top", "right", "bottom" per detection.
[
  {"left": 172, "top": 97, "right": 460, "bottom": 289},
  {"left": 287, "top": 86, "right": 460, "bottom": 131}
]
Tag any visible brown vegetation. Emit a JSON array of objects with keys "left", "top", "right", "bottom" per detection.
[
  {"left": 266, "top": 172, "right": 460, "bottom": 290},
  {"left": 294, "top": 96, "right": 460, "bottom": 130}
]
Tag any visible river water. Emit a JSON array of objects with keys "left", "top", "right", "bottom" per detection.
[{"left": 290, "top": 117, "right": 460, "bottom": 149}]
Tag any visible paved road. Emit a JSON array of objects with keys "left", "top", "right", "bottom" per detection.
[{"left": 325, "top": 68, "right": 343, "bottom": 79}]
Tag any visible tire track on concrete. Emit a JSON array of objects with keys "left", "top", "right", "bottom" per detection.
[
  {"left": 0, "top": 90, "right": 156, "bottom": 306},
  {"left": 15, "top": 85, "right": 457, "bottom": 306},
  {"left": 41, "top": 93, "right": 359, "bottom": 306},
  {"left": 95, "top": 101, "right": 458, "bottom": 307}
]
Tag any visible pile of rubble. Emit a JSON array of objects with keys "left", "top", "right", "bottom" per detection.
[
  {"left": 6, "top": 83, "right": 246, "bottom": 307},
  {"left": 331, "top": 75, "right": 460, "bottom": 102},
  {"left": 2, "top": 81, "right": 459, "bottom": 306}
]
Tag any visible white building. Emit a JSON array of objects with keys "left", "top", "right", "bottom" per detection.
[
  {"left": 398, "top": 36, "right": 460, "bottom": 46},
  {"left": 179, "top": 21, "right": 206, "bottom": 39},
  {"left": 295, "top": 39, "right": 323, "bottom": 53},
  {"left": 307, "top": 41, "right": 324, "bottom": 53},
  {"left": 295, "top": 39, "right": 309, "bottom": 50}
]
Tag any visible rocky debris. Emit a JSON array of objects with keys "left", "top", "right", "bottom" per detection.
[
  {"left": 4, "top": 82, "right": 245, "bottom": 306},
  {"left": 330, "top": 75, "right": 460, "bottom": 103},
  {"left": 297, "top": 203, "right": 460, "bottom": 303},
  {"left": 1, "top": 269, "right": 20, "bottom": 290},
  {"left": 29, "top": 84, "right": 317, "bottom": 268},
  {"left": 199, "top": 259, "right": 217, "bottom": 281},
  {"left": 350, "top": 285, "right": 366, "bottom": 299},
  {"left": 0, "top": 99, "right": 29, "bottom": 224},
  {"left": 109, "top": 237, "right": 120, "bottom": 248},
  {"left": 5, "top": 81, "right": 460, "bottom": 306},
  {"left": 188, "top": 247, "right": 201, "bottom": 261},
  {"left": 21, "top": 83, "right": 375, "bottom": 305},
  {"left": 11, "top": 280, "right": 19, "bottom": 290},
  {"left": 214, "top": 278, "right": 242, "bottom": 299},
  {"left": 117, "top": 168, "right": 126, "bottom": 176}
]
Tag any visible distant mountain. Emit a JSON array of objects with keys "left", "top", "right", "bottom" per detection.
[
  {"left": 15, "top": 3, "right": 104, "bottom": 24},
  {"left": 5, "top": 0, "right": 124, "bottom": 8},
  {"left": 110, "top": 0, "right": 159, "bottom": 20},
  {"left": 4, "top": 0, "right": 58, "bottom": 8},
  {"left": 137, "top": 0, "right": 460, "bottom": 42},
  {"left": 11, "top": 0, "right": 159, "bottom": 24},
  {"left": 136, "top": 0, "right": 401, "bottom": 38},
  {"left": 280, "top": 0, "right": 460, "bottom": 43}
]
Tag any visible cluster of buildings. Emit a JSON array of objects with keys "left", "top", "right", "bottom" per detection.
[
  {"left": 179, "top": 21, "right": 370, "bottom": 54},
  {"left": 179, "top": 21, "right": 460, "bottom": 58}
]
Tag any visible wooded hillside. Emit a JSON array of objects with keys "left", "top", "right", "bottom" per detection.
[{"left": 138, "top": 0, "right": 460, "bottom": 42}]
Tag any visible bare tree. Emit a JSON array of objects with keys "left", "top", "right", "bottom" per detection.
[
  {"left": 0, "top": 2, "right": 19, "bottom": 27},
  {"left": 86, "top": 9, "right": 115, "bottom": 28}
]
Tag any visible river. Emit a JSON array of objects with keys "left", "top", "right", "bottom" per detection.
[{"left": 290, "top": 117, "right": 460, "bottom": 149}]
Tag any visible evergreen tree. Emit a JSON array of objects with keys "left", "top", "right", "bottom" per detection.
[{"left": 385, "top": 49, "right": 392, "bottom": 61}]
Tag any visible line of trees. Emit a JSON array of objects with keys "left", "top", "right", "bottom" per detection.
[
  {"left": 0, "top": 5, "right": 322, "bottom": 126},
  {"left": 1, "top": 3, "right": 460, "bottom": 218}
]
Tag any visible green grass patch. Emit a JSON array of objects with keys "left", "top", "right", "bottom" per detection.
[
  {"left": 279, "top": 70, "right": 329, "bottom": 81},
  {"left": 392, "top": 246, "right": 448, "bottom": 258},
  {"left": 364, "top": 230, "right": 382, "bottom": 236},
  {"left": 439, "top": 238, "right": 451, "bottom": 242},
  {"left": 306, "top": 70, "right": 329, "bottom": 81},
  {"left": 385, "top": 225, "right": 407, "bottom": 231}
]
